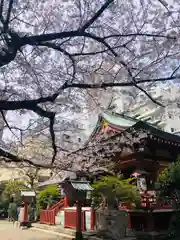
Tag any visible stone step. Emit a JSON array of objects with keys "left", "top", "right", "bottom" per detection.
[
  {"left": 83, "top": 231, "right": 136, "bottom": 240},
  {"left": 32, "top": 223, "right": 136, "bottom": 240}
]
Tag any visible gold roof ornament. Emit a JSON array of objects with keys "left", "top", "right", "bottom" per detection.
[{"left": 102, "top": 120, "right": 108, "bottom": 128}]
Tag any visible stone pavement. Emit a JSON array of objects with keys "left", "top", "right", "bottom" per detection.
[
  {"left": 0, "top": 221, "right": 136, "bottom": 240},
  {"left": 0, "top": 221, "right": 63, "bottom": 240}
]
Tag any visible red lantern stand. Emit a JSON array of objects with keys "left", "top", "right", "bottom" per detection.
[{"left": 20, "top": 191, "right": 36, "bottom": 227}]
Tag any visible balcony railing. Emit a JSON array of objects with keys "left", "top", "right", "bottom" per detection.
[{"left": 120, "top": 194, "right": 174, "bottom": 211}]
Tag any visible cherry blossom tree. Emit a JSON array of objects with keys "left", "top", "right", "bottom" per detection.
[{"left": 0, "top": 0, "right": 179, "bottom": 167}]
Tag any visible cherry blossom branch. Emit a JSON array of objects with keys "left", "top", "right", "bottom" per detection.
[
  {"left": 0, "top": 0, "right": 177, "bottom": 167},
  {"left": 79, "top": 0, "right": 113, "bottom": 31},
  {"left": 4, "top": 0, "right": 14, "bottom": 32},
  {"left": 0, "top": 148, "right": 54, "bottom": 169},
  {"left": 0, "top": 75, "right": 177, "bottom": 113}
]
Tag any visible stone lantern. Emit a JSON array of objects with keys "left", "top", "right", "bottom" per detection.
[{"left": 61, "top": 179, "right": 93, "bottom": 240}]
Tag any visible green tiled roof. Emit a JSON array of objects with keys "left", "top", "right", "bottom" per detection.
[
  {"left": 102, "top": 111, "right": 138, "bottom": 128},
  {"left": 71, "top": 181, "right": 93, "bottom": 191},
  {"left": 68, "top": 114, "right": 180, "bottom": 165},
  {"left": 87, "top": 110, "right": 161, "bottom": 144}
]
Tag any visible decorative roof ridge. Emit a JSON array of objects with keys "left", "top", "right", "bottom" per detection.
[{"left": 134, "top": 121, "right": 180, "bottom": 144}]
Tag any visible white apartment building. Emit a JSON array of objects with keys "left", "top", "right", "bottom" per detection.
[
  {"left": 26, "top": 111, "right": 89, "bottom": 152},
  {"left": 113, "top": 83, "right": 180, "bottom": 134},
  {"left": 84, "top": 82, "right": 180, "bottom": 135}
]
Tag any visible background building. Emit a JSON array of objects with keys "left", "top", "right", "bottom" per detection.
[{"left": 84, "top": 82, "right": 180, "bottom": 135}]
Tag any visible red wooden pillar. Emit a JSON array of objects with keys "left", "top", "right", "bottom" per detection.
[
  {"left": 90, "top": 209, "right": 95, "bottom": 231},
  {"left": 22, "top": 202, "right": 28, "bottom": 224},
  {"left": 127, "top": 212, "right": 131, "bottom": 229},
  {"left": 64, "top": 196, "right": 68, "bottom": 208}
]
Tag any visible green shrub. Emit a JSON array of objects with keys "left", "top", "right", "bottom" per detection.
[
  {"left": 157, "top": 157, "right": 180, "bottom": 239},
  {"left": 37, "top": 185, "right": 60, "bottom": 210},
  {"left": 92, "top": 176, "right": 140, "bottom": 209},
  {"left": 157, "top": 156, "right": 180, "bottom": 196},
  {"left": 2, "top": 180, "right": 27, "bottom": 204},
  {"left": 0, "top": 199, "right": 9, "bottom": 217}
]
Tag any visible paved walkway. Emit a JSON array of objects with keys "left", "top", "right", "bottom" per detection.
[
  {"left": 0, "top": 221, "right": 135, "bottom": 240},
  {"left": 0, "top": 221, "right": 63, "bottom": 240}
]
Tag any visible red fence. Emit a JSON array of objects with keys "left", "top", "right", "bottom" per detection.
[
  {"left": 40, "top": 209, "right": 56, "bottom": 225},
  {"left": 120, "top": 199, "right": 173, "bottom": 230},
  {"left": 64, "top": 208, "right": 95, "bottom": 231},
  {"left": 39, "top": 198, "right": 95, "bottom": 230},
  {"left": 64, "top": 209, "right": 85, "bottom": 231},
  {"left": 48, "top": 199, "right": 64, "bottom": 211},
  {"left": 40, "top": 199, "right": 65, "bottom": 225},
  {"left": 120, "top": 201, "right": 173, "bottom": 211}
]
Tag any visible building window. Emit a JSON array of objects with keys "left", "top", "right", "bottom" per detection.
[
  {"left": 168, "top": 113, "right": 172, "bottom": 119},
  {"left": 171, "top": 128, "right": 174, "bottom": 132}
]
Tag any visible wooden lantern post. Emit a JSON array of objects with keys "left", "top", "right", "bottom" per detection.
[
  {"left": 61, "top": 180, "right": 93, "bottom": 240},
  {"left": 76, "top": 199, "right": 82, "bottom": 240}
]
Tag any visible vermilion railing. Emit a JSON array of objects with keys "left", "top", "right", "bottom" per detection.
[
  {"left": 40, "top": 199, "right": 65, "bottom": 225},
  {"left": 120, "top": 201, "right": 173, "bottom": 210},
  {"left": 120, "top": 191, "right": 175, "bottom": 211},
  {"left": 64, "top": 209, "right": 85, "bottom": 231},
  {"left": 120, "top": 198, "right": 173, "bottom": 230},
  {"left": 48, "top": 199, "right": 64, "bottom": 210},
  {"left": 40, "top": 209, "right": 56, "bottom": 225}
]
